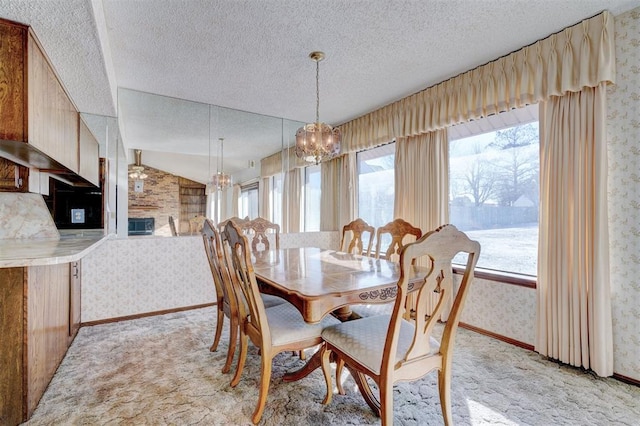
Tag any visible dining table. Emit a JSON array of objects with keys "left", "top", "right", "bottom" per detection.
[{"left": 252, "top": 246, "right": 429, "bottom": 415}]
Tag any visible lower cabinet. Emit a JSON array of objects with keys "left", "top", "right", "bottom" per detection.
[{"left": 0, "top": 261, "right": 81, "bottom": 425}]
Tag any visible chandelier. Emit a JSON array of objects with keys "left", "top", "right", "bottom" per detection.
[
  {"left": 295, "top": 51, "right": 341, "bottom": 165},
  {"left": 129, "top": 149, "right": 148, "bottom": 179},
  {"left": 211, "top": 137, "right": 232, "bottom": 191}
]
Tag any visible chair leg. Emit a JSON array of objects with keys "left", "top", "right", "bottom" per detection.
[
  {"left": 230, "top": 331, "right": 248, "bottom": 387},
  {"left": 335, "top": 358, "right": 345, "bottom": 395},
  {"left": 210, "top": 306, "right": 224, "bottom": 352},
  {"left": 252, "top": 353, "right": 272, "bottom": 424},
  {"left": 380, "top": 378, "right": 394, "bottom": 426},
  {"left": 222, "top": 315, "right": 238, "bottom": 374},
  {"left": 320, "top": 345, "right": 333, "bottom": 405},
  {"left": 299, "top": 349, "right": 306, "bottom": 360},
  {"left": 438, "top": 368, "right": 453, "bottom": 426}
]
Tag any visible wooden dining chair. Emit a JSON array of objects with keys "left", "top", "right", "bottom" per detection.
[
  {"left": 189, "top": 214, "right": 207, "bottom": 235},
  {"left": 374, "top": 218, "right": 422, "bottom": 261},
  {"left": 201, "top": 219, "right": 243, "bottom": 375},
  {"left": 243, "top": 217, "right": 280, "bottom": 252},
  {"left": 217, "top": 215, "right": 250, "bottom": 232},
  {"left": 222, "top": 220, "right": 339, "bottom": 424},
  {"left": 340, "top": 218, "right": 375, "bottom": 256},
  {"left": 320, "top": 224, "right": 480, "bottom": 426},
  {"left": 350, "top": 218, "right": 423, "bottom": 319}
]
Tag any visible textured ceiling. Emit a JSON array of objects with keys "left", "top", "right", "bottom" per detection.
[{"left": 1, "top": 0, "right": 639, "bottom": 183}]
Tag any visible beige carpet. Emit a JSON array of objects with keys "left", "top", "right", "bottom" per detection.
[{"left": 23, "top": 307, "right": 639, "bottom": 425}]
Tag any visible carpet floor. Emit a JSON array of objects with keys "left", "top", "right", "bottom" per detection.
[{"left": 23, "top": 307, "right": 639, "bottom": 425}]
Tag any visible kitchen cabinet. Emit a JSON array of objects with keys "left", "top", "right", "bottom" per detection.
[
  {"left": 0, "top": 157, "right": 28, "bottom": 192},
  {"left": 79, "top": 119, "right": 100, "bottom": 187},
  {"left": 0, "top": 262, "right": 78, "bottom": 425},
  {"left": 0, "top": 18, "right": 98, "bottom": 188}
]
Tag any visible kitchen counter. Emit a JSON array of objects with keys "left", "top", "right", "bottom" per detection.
[{"left": 0, "top": 232, "right": 109, "bottom": 268}]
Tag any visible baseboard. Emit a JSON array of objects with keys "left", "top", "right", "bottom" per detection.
[
  {"left": 460, "top": 322, "right": 640, "bottom": 387},
  {"left": 81, "top": 303, "right": 216, "bottom": 327},
  {"left": 459, "top": 322, "right": 535, "bottom": 351}
]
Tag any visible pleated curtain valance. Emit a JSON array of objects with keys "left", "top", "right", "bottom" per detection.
[
  {"left": 260, "top": 146, "right": 318, "bottom": 178},
  {"left": 339, "top": 11, "right": 615, "bottom": 152}
]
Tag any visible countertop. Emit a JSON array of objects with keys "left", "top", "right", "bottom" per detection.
[{"left": 0, "top": 230, "right": 109, "bottom": 268}]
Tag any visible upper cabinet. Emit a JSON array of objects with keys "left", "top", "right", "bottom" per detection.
[
  {"left": 79, "top": 118, "right": 100, "bottom": 187},
  {"left": 0, "top": 18, "right": 98, "bottom": 188}
]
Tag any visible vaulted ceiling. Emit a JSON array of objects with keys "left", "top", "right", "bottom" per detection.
[{"left": 1, "top": 0, "right": 638, "bottom": 183}]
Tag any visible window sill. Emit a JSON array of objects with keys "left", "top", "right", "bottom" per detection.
[{"left": 453, "top": 265, "right": 536, "bottom": 289}]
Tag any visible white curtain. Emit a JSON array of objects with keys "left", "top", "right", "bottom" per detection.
[
  {"left": 394, "top": 129, "right": 450, "bottom": 318},
  {"left": 338, "top": 152, "right": 357, "bottom": 228},
  {"left": 282, "top": 168, "right": 302, "bottom": 233},
  {"left": 320, "top": 156, "right": 342, "bottom": 231},
  {"left": 259, "top": 177, "right": 270, "bottom": 219},
  {"left": 537, "top": 83, "right": 612, "bottom": 377}
]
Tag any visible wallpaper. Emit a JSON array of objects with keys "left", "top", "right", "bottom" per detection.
[
  {"left": 81, "top": 235, "right": 215, "bottom": 322},
  {"left": 606, "top": 7, "right": 640, "bottom": 380}
]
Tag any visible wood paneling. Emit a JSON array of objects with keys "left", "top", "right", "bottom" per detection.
[
  {"left": 26, "top": 263, "right": 70, "bottom": 417},
  {"left": 27, "top": 33, "right": 79, "bottom": 173},
  {"left": 79, "top": 119, "right": 99, "bottom": 186},
  {"left": 0, "top": 157, "right": 28, "bottom": 192},
  {"left": 0, "top": 20, "right": 27, "bottom": 142},
  {"left": 0, "top": 268, "right": 25, "bottom": 426}
]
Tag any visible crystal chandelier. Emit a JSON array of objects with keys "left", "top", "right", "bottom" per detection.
[
  {"left": 129, "top": 149, "right": 148, "bottom": 179},
  {"left": 295, "top": 51, "right": 341, "bottom": 165},
  {"left": 211, "top": 137, "right": 232, "bottom": 191}
]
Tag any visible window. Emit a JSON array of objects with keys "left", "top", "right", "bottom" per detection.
[
  {"left": 239, "top": 182, "right": 259, "bottom": 219},
  {"left": 357, "top": 142, "right": 395, "bottom": 232},
  {"left": 303, "top": 165, "right": 321, "bottom": 231},
  {"left": 270, "top": 173, "right": 283, "bottom": 226},
  {"left": 449, "top": 107, "right": 539, "bottom": 276}
]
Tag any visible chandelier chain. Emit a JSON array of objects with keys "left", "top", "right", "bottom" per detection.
[{"left": 315, "top": 58, "right": 320, "bottom": 124}]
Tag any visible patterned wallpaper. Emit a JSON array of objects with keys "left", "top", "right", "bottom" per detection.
[
  {"left": 81, "top": 235, "right": 215, "bottom": 322},
  {"left": 606, "top": 7, "right": 640, "bottom": 380}
]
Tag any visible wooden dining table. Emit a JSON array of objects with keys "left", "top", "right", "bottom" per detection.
[{"left": 252, "top": 246, "right": 429, "bottom": 415}]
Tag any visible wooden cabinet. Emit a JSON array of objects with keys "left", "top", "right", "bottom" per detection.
[
  {"left": 0, "top": 18, "right": 98, "bottom": 188},
  {"left": 0, "top": 262, "right": 78, "bottom": 425},
  {"left": 79, "top": 119, "right": 100, "bottom": 187},
  {"left": 0, "top": 157, "right": 28, "bottom": 192},
  {"left": 179, "top": 177, "right": 206, "bottom": 234}
]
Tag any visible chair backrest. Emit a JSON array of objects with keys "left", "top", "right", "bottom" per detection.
[
  {"left": 169, "top": 215, "right": 178, "bottom": 236},
  {"left": 383, "top": 224, "right": 480, "bottom": 380},
  {"left": 340, "top": 218, "right": 375, "bottom": 256},
  {"left": 222, "top": 220, "right": 270, "bottom": 346},
  {"left": 243, "top": 217, "right": 280, "bottom": 252},
  {"left": 189, "top": 215, "right": 207, "bottom": 234},
  {"left": 218, "top": 216, "right": 250, "bottom": 232},
  {"left": 374, "top": 218, "right": 422, "bottom": 261},
  {"left": 201, "top": 219, "right": 241, "bottom": 319}
]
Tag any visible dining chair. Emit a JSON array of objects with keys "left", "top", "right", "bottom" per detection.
[
  {"left": 340, "top": 218, "right": 375, "bottom": 256},
  {"left": 201, "top": 218, "right": 243, "bottom": 375},
  {"left": 374, "top": 218, "right": 422, "bottom": 261},
  {"left": 222, "top": 220, "right": 339, "bottom": 425},
  {"left": 168, "top": 215, "right": 178, "bottom": 236},
  {"left": 350, "top": 218, "right": 423, "bottom": 319},
  {"left": 243, "top": 217, "right": 280, "bottom": 252},
  {"left": 217, "top": 215, "right": 250, "bottom": 232},
  {"left": 189, "top": 214, "right": 207, "bottom": 235},
  {"left": 320, "top": 224, "right": 480, "bottom": 426}
]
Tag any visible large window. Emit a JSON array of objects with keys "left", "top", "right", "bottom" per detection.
[
  {"left": 449, "top": 111, "right": 539, "bottom": 276},
  {"left": 270, "top": 173, "right": 283, "bottom": 226},
  {"left": 357, "top": 143, "right": 395, "bottom": 231},
  {"left": 303, "top": 165, "right": 321, "bottom": 231},
  {"left": 239, "top": 182, "right": 259, "bottom": 219}
]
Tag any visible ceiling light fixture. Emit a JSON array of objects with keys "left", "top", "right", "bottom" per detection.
[
  {"left": 211, "top": 137, "right": 232, "bottom": 191},
  {"left": 295, "top": 51, "right": 341, "bottom": 165},
  {"left": 129, "top": 149, "right": 148, "bottom": 180}
]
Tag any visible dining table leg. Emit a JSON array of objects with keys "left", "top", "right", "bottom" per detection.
[
  {"left": 282, "top": 350, "right": 323, "bottom": 382},
  {"left": 350, "top": 369, "right": 381, "bottom": 416}
]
